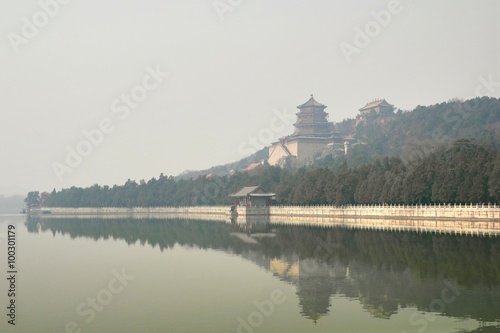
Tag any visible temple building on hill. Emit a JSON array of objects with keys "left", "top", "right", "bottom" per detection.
[
  {"left": 268, "top": 95, "right": 395, "bottom": 167},
  {"left": 268, "top": 95, "right": 349, "bottom": 166},
  {"left": 358, "top": 99, "right": 394, "bottom": 118}
]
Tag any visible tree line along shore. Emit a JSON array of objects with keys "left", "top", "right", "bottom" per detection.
[{"left": 25, "top": 140, "right": 500, "bottom": 209}]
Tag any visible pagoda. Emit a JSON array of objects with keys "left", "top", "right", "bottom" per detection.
[
  {"left": 292, "top": 94, "right": 332, "bottom": 138},
  {"left": 268, "top": 95, "right": 336, "bottom": 166}
]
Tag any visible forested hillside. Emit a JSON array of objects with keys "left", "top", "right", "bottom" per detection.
[
  {"left": 317, "top": 97, "right": 500, "bottom": 170},
  {"left": 175, "top": 147, "right": 269, "bottom": 180},
  {"left": 177, "top": 97, "right": 500, "bottom": 177},
  {"left": 30, "top": 140, "right": 499, "bottom": 207},
  {"left": 25, "top": 97, "right": 500, "bottom": 208}
]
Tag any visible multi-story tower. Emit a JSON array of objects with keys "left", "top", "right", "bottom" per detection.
[
  {"left": 292, "top": 95, "right": 331, "bottom": 138},
  {"left": 268, "top": 96, "right": 393, "bottom": 167},
  {"left": 268, "top": 95, "right": 333, "bottom": 166}
]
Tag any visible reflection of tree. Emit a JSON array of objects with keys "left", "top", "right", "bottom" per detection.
[
  {"left": 267, "top": 226, "right": 500, "bottom": 288},
  {"left": 25, "top": 217, "right": 500, "bottom": 323},
  {"left": 459, "top": 325, "right": 500, "bottom": 333},
  {"left": 356, "top": 264, "right": 402, "bottom": 319},
  {"left": 26, "top": 217, "right": 248, "bottom": 252},
  {"left": 268, "top": 227, "right": 500, "bottom": 322},
  {"left": 25, "top": 217, "right": 41, "bottom": 233}
]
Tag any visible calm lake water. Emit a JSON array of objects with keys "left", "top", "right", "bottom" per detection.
[{"left": 0, "top": 214, "right": 499, "bottom": 333}]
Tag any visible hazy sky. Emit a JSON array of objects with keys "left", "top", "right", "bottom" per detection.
[{"left": 1, "top": 0, "right": 499, "bottom": 196}]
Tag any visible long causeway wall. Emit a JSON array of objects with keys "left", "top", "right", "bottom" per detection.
[
  {"left": 39, "top": 204, "right": 500, "bottom": 236},
  {"left": 269, "top": 204, "right": 500, "bottom": 220},
  {"left": 43, "top": 206, "right": 230, "bottom": 221}
]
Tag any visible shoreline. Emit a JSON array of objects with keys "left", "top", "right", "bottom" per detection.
[{"left": 30, "top": 205, "right": 500, "bottom": 237}]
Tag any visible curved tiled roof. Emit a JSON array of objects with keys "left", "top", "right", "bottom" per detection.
[
  {"left": 359, "top": 99, "right": 393, "bottom": 111},
  {"left": 297, "top": 94, "right": 326, "bottom": 109},
  {"left": 230, "top": 186, "right": 260, "bottom": 197},
  {"left": 230, "top": 185, "right": 274, "bottom": 197}
]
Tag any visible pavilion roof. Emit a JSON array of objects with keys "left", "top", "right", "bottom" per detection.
[
  {"left": 230, "top": 185, "right": 275, "bottom": 198},
  {"left": 297, "top": 94, "right": 326, "bottom": 109},
  {"left": 359, "top": 99, "right": 393, "bottom": 111}
]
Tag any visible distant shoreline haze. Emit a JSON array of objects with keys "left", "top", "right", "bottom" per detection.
[{"left": 0, "top": 195, "right": 25, "bottom": 214}]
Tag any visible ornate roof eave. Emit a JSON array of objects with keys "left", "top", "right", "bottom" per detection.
[
  {"left": 359, "top": 99, "right": 393, "bottom": 111},
  {"left": 297, "top": 94, "right": 327, "bottom": 109}
]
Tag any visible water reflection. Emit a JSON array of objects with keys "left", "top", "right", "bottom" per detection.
[{"left": 26, "top": 217, "right": 500, "bottom": 329}]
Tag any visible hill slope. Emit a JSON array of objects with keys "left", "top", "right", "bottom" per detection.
[
  {"left": 177, "top": 97, "right": 500, "bottom": 176},
  {"left": 316, "top": 97, "right": 500, "bottom": 169},
  {"left": 31, "top": 97, "right": 500, "bottom": 207}
]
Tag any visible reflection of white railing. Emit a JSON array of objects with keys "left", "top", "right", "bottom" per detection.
[
  {"left": 269, "top": 204, "right": 500, "bottom": 220},
  {"left": 268, "top": 204, "right": 500, "bottom": 236},
  {"left": 40, "top": 205, "right": 500, "bottom": 235},
  {"left": 270, "top": 216, "right": 500, "bottom": 237},
  {"left": 45, "top": 206, "right": 230, "bottom": 214}
]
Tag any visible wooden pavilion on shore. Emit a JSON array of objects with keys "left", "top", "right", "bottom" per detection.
[{"left": 229, "top": 186, "right": 275, "bottom": 207}]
